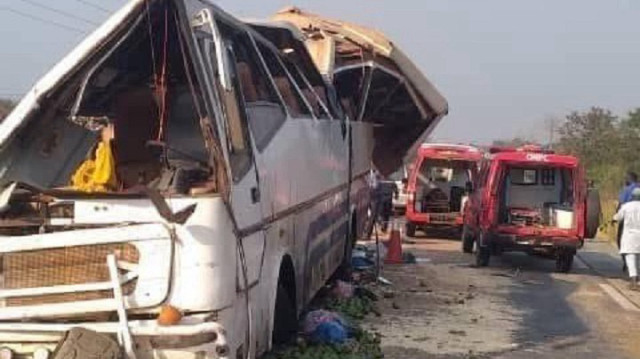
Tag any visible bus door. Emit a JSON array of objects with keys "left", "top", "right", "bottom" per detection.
[{"left": 190, "top": 7, "right": 268, "bottom": 356}]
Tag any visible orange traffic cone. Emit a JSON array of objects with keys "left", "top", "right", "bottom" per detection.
[{"left": 385, "top": 220, "right": 403, "bottom": 264}]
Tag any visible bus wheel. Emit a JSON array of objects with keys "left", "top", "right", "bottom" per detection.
[
  {"left": 272, "top": 283, "right": 297, "bottom": 345},
  {"left": 475, "top": 232, "right": 491, "bottom": 267},
  {"left": 461, "top": 225, "right": 474, "bottom": 253},
  {"left": 406, "top": 222, "right": 416, "bottom": 237}
]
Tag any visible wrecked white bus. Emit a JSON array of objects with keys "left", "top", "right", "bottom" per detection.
[{"left": 0, "top": 1, "right": 447, "bottom": 358}]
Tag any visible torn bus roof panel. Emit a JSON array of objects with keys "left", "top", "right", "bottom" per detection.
[
  {"left": 272, "top": 6, "right": 448, "bottom": 116},
  {"left": 0, "top": 0, "right": 146, "bottom": 149},
  {"left": 272, "top": 7, "right": 449, "bottom": 175}
]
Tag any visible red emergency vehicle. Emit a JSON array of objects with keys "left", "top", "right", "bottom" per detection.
[
  {"left": 405, "top": 144, "right": 483, "bottom": 237},
  {"left": 462, "top": 145, "right": 600, "bottom": 272}
]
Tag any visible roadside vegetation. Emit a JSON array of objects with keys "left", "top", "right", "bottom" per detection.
[{"left": 555, "top": 107, "right": 640, "bottom": 241}]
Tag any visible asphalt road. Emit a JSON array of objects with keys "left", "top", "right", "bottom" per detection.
[{"left": 362, "top": 227, "right": 640, "bottom": 359}]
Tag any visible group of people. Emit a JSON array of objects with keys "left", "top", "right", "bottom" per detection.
[{"left": 613, "top": 172, "right": 640, "bottom": 289}]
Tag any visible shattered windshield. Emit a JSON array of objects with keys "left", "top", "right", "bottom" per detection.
[{"left": 0, "top": 1, "right": 212, "bottom": 196}]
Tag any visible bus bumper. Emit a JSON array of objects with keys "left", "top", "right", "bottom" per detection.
[{"left": 0, "top": 319, "right": 230, "bottom": 359}]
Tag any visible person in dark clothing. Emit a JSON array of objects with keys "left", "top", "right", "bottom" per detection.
[
  {"left": 377, "top": 179, "right": 399, "bottom": 232},
  {"left": 618, "top": 171, "right": 639, "bottom": 272}
]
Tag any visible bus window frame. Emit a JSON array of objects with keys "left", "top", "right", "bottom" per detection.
[{"left": 251, "top": 36, "right": 315, "bottom": 120}]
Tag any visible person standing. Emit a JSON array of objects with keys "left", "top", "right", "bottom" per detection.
[
  {"left": 378, "top": 177, "right": 399, "bottom": 232},
  {"left": 618, "top": 172, "right": 639, "bottom": 271},
  {"left": 366, "top": 168, "right": 381, "bottom": 238},
  {"left": 613, "top": 187, "right": 640, "bottom": 290}
]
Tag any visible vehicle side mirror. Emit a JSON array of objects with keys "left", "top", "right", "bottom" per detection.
[{"left": 465, "top": 181, "right": 474, "bottom": 193}]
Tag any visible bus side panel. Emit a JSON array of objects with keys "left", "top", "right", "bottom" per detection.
[
  {"left": 350, "top": 172, "right": 371, "bottom": 240},
  {"left": 351, "top": 121, "right": 375, "bottom": 180}
]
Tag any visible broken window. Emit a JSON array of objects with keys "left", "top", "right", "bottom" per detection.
[
  {"left": 284, "top": 59, "right": 331, "bottom": 119},
  {"left": 196, "top": 19, "right": 253, "bottom": 182},
  {"left": 217, "top": 23, "right": 286, "bottom": 152},
  {"left": 247, "top": 22, "right": 340, "bottom": 119},
  {"left": 256, "top": 42, "right": 312, "bottom": 118},
  {"left": 0, "top": 2, "right": 216, "bottom": 195},
  {"left": 226, "top": 32, "right": 280, "bottom": 106}
]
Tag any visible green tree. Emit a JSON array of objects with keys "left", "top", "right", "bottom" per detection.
[
  {"left": 556, "top": 107, "right": 621, "bottom": 172},
  {"left": 624, "top": 108, "right": 640, "bottom": 130}
]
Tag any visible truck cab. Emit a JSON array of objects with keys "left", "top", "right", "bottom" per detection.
[
  {"left": 405, "top": 144, "right": 483, "bottom": 237},
  {"left": 462, "top": 145, "right": 598, "bottom": 272}
]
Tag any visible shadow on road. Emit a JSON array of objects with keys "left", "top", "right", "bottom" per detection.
[{"left": 488, "top": 252, "right": 613, "bottom": 357}]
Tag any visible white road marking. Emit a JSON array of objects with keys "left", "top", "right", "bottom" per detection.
[
  {"left": 598, "top": 283, "right": 640, "bottom": 312},
  {"left": 575, "top": 254, "right": 640, "bottom": 312}
]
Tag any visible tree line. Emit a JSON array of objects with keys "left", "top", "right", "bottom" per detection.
[{"left": 556, "top": 107, "right": 640, "bottom": 197}]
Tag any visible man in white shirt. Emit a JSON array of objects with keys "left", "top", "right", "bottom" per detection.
[{"left": 613, "top": 187, "right": 640, "bottom": 290}]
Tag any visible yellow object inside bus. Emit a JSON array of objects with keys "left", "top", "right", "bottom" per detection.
[{"left": 70, "top": 138, "right": 118, "bottom": 192}]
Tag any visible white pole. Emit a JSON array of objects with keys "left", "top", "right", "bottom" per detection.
[{"left": 107, "top": 254, "right": 137, "bottom": 359}]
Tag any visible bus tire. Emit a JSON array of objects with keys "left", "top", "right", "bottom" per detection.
[
  {"left": 406, "top": 222, "right": 416, "bottom": 237},
  {"left": 462, "top": 225, "right": 474, "bottom": 253},
  {"left": 272, "top": 283, "right": 297, "bottom": 346}
]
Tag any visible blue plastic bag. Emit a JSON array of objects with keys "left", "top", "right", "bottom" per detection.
[
  {"left": 312, "top": 321, "right": 348, "bottom": 344},
  {"left": 303, "top": 310, "right": 350, "bottom": 344}
]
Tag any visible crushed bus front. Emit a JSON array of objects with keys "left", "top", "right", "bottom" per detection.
[{"left": 0, "top": 191, "right": 238, "bottom": 358}]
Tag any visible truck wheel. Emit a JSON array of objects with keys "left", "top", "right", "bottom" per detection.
[
  {"left": 556, "top": 251, "right": 574, "bottom": 273},
  {"left": 406, "top": 222, "right": 416, "bottom": 237},
  {"left": 462, "top": 225, "right": 475, "bottom": 253},
  {"left": 475, "top": 232, "right": 491, "bottom": 267}
]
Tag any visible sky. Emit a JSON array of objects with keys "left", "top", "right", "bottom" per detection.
[{"left": 1, "top": 0, "right": 640, "bottom": 144}]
